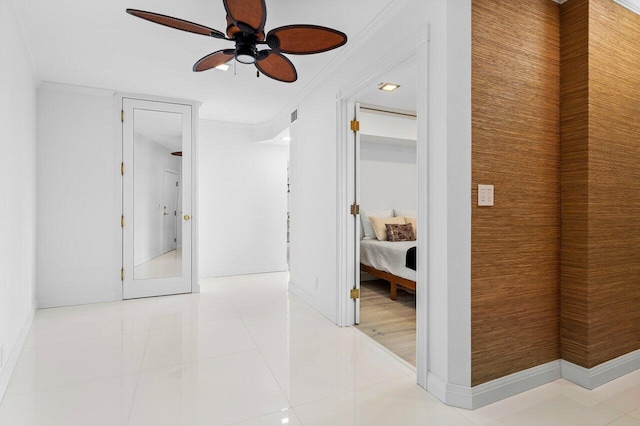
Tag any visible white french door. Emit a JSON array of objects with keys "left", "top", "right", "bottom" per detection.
[{"left": 122, "top": 98, "right": 193, "bottom": 299}]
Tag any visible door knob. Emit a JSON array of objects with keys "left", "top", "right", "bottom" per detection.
[{"left": 184, "top": 215, "right": 190, "bottom": 221}]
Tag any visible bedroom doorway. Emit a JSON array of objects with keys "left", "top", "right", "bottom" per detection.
[
  {"left": 355, "top": 102, "right": 418, "bottom": 366},
  {"left": 338, "top": 37, "right": 428, "bottom": 385}
]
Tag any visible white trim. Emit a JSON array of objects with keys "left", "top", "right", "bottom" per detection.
[
  {"left": 428, "top": 361, "right": 562, "bottom": 410},
  {"left": 202, "top": 264, "right": 290, "bottom": 279},
  {"left": 0, "top": 306, "right": 36, "bottom": 401},
  {"left": 38, "top": 294, "right": 116, "bottom": 309},
  {"left": 614, "top": 0, "right": 640, "bottom": 15},
  {"left": 192, "top": 103, "right": 200, "bottom": 294},
  {"left": 562, "top": 351, "right": 640, "bottom": 390},
  {"left": 289, "top": 280, "right": 337, "bottom": 324},
  {"left": 200, "top": 118, "right": 254, "bottom": 132},
  {"left": 415, "top": 28, "right": 429, "bottom": 391},
  {"left": 39, "top": 81, "right": 116, "bottom": 97}
]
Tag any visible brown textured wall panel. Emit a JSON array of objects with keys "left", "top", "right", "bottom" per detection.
[
  {"left": 585, "top": 0, "right": 640, "bottom": 368},
  {"left": 560, "top": 0, "right": 590, "bottom": 367},
  {"left": 471, "top": 0, "right": 561, "bottom": 386}
]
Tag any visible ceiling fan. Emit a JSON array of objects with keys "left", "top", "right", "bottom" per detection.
[{"left": 126, "top": 0, "right": 348, "bottom": 83}]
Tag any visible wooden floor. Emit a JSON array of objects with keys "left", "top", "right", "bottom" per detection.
[{"left": 355, "top": 279, "right": 416, "bottom": 366}]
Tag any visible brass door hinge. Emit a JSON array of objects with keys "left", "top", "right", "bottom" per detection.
[
  {"left": 350, "top": 119, "right": 360, "bottom": 132},
  {"left": 121, "top": 162, "right": 124, "bottom": 176},
  {"left": 121, "top": 268, "right": 124, "bottom": 281},
  {"left": 350, "top": 288, "right": 360, "bottom": 300},
  {"left": 121, "top": 109, "right": 124, "bottom": 123},
  {"left": 350, "top": 203, "right": 360, "bottom": 216},
  {"left": 121, "top": 215, "right": 125, "bottom": 228}
]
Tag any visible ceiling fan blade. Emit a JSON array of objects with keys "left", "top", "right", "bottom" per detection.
[
  {"left": 126, "top": 9, "right": 226, "bottom": 39},
  {"left": 193, "top": 49, "right": 236, "bottom": 72},
  {"left": 225, "top": 16, "right": 265, "bottom": 41},
  {"left": 266, "top": 25, "right": 347, "bottom": 55},
  {"left": 223, "top": 0, "right": 267, "bottom": 34},
  {"left": 255, "top": 51, "right": 297, "bottom": 83}
]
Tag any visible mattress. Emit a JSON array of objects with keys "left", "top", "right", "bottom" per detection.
[{"left": 360, "top": 239, "right": 417, "bottom": 282}]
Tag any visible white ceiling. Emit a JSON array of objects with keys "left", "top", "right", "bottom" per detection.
[
  {"left": 16, "top": 0, "right": 395, "bottom": 124},
  {"left": 356, "top": 59, "right": 417, "bottom": 114}
]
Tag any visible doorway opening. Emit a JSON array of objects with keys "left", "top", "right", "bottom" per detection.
[
  {"left": 356, "top": 106, "right": 417, "bottom": 366},
  {"left": 338, "top": 36, "right": 428, "bottom": 386}
]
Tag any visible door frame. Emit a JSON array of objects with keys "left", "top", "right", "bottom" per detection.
[
  {"left": 161, "top": 168, "right": 180, "bottom": 254},
  {"left": 336, "top": 29, "right": 429, "bottom": 388},
  {"left": 115, "top": 93, "right": 200, "bottom": 300}
]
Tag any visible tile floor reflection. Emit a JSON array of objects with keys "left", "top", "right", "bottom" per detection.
[{"left": 1, "top": 272, "right": 639, "bottom": 425}]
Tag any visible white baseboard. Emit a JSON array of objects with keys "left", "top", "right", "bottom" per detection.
[
  {"left": 37, "top": 293, "right": 117, "bottom": 309},
  {"left": 428, "top": 361, "right": 562, "bottom": 410},
  {"left": 562, "top": 350, "right": 640, "bottom": 390},
  {"left": 0, "top": 305, "right": 36, "bottom": 402},
  {"left": 201, "top": 264, "right": 289, "bottom": 279},
  {"left": 288, "top": 280, "right": 337, "bottom": 324}
]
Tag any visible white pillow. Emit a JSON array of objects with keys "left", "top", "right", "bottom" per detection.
[
  {"left": 369, "top": 216, "right": 406, "bottom": 241},
  {"left": 360, "top": 208, "right": 393, "bottom": 239},
  {"left": 394, "top": 208, "right": 417, "bottom": 218}
]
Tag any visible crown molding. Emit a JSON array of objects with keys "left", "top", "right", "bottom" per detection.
[
  {"left": 7, "top": 0, "right": 40, "bottom": 82},
  {"left": 39, "top": 81, "right": 116, "bottom": 97}
]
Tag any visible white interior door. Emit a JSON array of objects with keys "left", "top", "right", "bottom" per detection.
[
  {"left": 352, "top": 102, "right": 362, "bottom": 324},
  {"left": 122, "top": 98, "right": 192, "bottom": 299}
]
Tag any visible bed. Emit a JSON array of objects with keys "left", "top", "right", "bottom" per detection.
[{"left": 360, "top": 239, "right": 417, "bottom": 300}]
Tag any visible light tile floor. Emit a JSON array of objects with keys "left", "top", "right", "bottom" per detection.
[{"left": 1, "top": 272, "right": 639, "bottom": 425}]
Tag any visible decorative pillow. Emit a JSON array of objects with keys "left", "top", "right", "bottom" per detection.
[
  {"left": 360, "top": 208, "right": 393, "bottom": 239},
  {"left": 369, "top": 216, "right": 405, "bottom": 241},
  {"left": 386, "top": 223, "right": 416, "bottom": 242},
  {"left": 404, "top": 217, "right": 417, "bottom": 234},
  {"left": 394, "top": 208, "right": 417, "bottom": 218}
]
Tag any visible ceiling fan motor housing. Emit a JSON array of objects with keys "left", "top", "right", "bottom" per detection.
[
  {"left": 266, "top": 34, "right": 280, "bottom": 50},
  {"left": 235, "top": 34, "right": 259, "bottom": 64}
]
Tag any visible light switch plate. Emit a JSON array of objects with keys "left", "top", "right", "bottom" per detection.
[{"left": 478, "top": 184, "right": 494, "bottom": 206}]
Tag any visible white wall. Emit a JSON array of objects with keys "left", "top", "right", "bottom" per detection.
[
  {"left": 133, "top": 135, "right": 181, "bottom": 265},
  {"left": 37, "top": 85, "right": 119, "bottom": 308},
  {"left": 0, "top": 0, "right": 38, "bottom": 399},
  {"left": 287, "top": 0, "right": 472, "bottom": 404},
  {"left": 360, "top": 139, "right": 417, "bottom": 214},
  {"left": 199, "top": 120, "right": 288, "bottom": 278}
]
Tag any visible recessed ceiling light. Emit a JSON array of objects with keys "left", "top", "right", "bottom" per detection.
[
  {"left": 614, "top": 0, "right": 640, "bottom": 15},
  {"left": 282, "top": 136, "right": 291, "bottom": 141},
  {"left": 215, "top": 63, "right": 230, "bottom": 71},
  {"left": 379, "top": 83, "right": 400, "bottom": 92}
]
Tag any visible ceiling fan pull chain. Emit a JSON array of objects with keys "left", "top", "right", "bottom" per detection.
[{"left": 257, "top": 70, "right": 260, "bottom": 78}]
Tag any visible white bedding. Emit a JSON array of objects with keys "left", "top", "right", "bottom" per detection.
[{"left": 360, "top": 239, "right": 417, "bottom": 282}]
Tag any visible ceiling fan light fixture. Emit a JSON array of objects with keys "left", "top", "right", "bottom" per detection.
[
  {"left": 235, "top": 44, "right": 257, "bottom": 64},
  {"left": 379, "top": 83, "right": 400, "bottom": 92}
]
